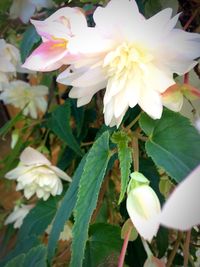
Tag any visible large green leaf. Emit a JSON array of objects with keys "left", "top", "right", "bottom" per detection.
[
  {"left": 20, "top": 26, "right": 40, "bottom": 63},
  {"left": 47, "top": 155, "right": 87, "bottom": 262},
  {"left": 112, "top": 131, "right": 132, "bottom": 204},
  {"left": 23, "top": 245, "right": 47, "bottom": 267},
  {"left": 17, "top": 197, "right": 60, "bottom": 241},
  {"left": 139, "top": 110, "right": 200, "bottom": 182},
  {"left": 4, "top": 245, "right": 47, "bottom": 267},
  {"left": 46, "top": 101, "right": 83, "bottom": 156},
  {"left": 5, "top": 255, "right": 25, "bottom": 267},
  {"left": 0, "top": 236, "right": 39, "bottom": 266},
  {"left": 70, "top": 131, "right": 111, "bottom": 267},
  {"left": 83, "top": 223, "right": 123, "bottom": 267}
]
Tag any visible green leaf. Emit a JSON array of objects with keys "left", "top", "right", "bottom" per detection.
[
  {"left": 47, "top": 155, "right": 87, "bottom": 262},
  {"left": 139, "top": 110, "right": 200, "bottom": 182},
  {"left": 0, "top": 112, "right": 24, "bottom": 138},
  {"left": 4, "top": 245, "right": 47, "bottom": 267},
  {"left": 83, "top": 223, "right": 123, "bottom": 267},
  {"left": 20, "top": 26, "right": 40, "bottom": 63},
  {"left": 5, "top": 255, "right": 25, "bottom": 267},
  {"left": 18, "top": 197, "right": 60, "bottom": 241},
  {"left": 70, "top": 131, "right": 111, "bottom": 267},
  {"left": 112, "top": 131, "right": 132, "bottom": 204},
  {"left": 0, "top": 236, "right": 39, "bottom": 266},
  {"left": 23, "top": 245, "right": 47, "bottom": 267},
  {"left": 46, "top": 101, "right": 83, "bottom": 156},
  {"left": 144, "top": 0, "right": 162, "bottom": 17}
]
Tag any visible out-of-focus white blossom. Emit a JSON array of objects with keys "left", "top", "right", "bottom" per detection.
[
  {"left": 5, "top": 147, "right": 71, "bottom": 201},
  {"left": 0, "top": 80, "right": 48, "bottom": 119},
  {"left": 4, "top": 204, "right": 34, "bottom": 228},
  {"left": 9, "top": 0, "right": 54, "bottom": 24},
  {"left": 46, "top": 221, "right": 73, "bottom": 241},
  {"left": 0, "top": 39, "right": 20, "bottom": 90}
]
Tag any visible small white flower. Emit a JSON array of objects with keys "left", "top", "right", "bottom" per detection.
[
  {"left": 5, "top": 147, "right": 71, "bottom": 201},
  {"left": 4, "top": 204, "right": 34, "bottom": 228},
  {"left": 0, "top": 39, "right": 20, "bottom": 89},
  {"left": 9, "top": 0, "right": 54, "bottom": 23},
  {"left": 0, "top": 80, "right": 48, "bottom": 119},
  {"left": 126, "top": 172, "right": 161, "bottom": 242},
  {"left": 46, "top": 221, "right": 73, "bottom": 241}
]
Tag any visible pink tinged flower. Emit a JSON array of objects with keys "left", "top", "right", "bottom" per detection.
[
  {"left": 59, "top": 0, "right": 200, "bottom": 127},
  {"left": 162, "top": 83, "right": 200, "bottom": 112},
  {"left": 5, "top": 147, "right": 71, "bottom": 201},
  {"left": 22, "top": 7, "right": 88, "bottom": 71}
]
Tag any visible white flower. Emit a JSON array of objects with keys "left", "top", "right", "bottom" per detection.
[
  {"left": 4, "top": 204, "right": 34, "bottom": 228},
  {"left": 0, "top": 80, "right": 48, "bottom": 119},
  {"left": 0, "top": 39, "right": 20, "bottom": 90},
  {"left": 9, "top": 0, "right": 54, "bottom": 23},
  {"left": 5, "top": 147, "right": 71, "bottom": 201},
  {"left": 57, "top": 0, "right": 200, "bottom": 127},
  {"left": 46, "top": 221, "right": 73, "bottom": 241},
  {"left": 126, "top": 172, "right": 161, "bottom": 242},
  {"left": 127, "top": 167, "right": 200, "bottom": 242}
]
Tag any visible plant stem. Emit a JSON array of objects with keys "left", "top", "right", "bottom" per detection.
[
  {"left": 183, "top": 230, "right": 191, "bottom": 267},
  {"left": 132, "top": 136, "right": 139, "bottom": 172},
  {"left": 126, "top": 113, "right": 141, "bottom": 131},
  {"left": 166, "top": 231, "right": 182, "bottom": 267},
  {"left": 183, "top": 9, "right": 199, "bottom": 31},
  {"left": 118, "top": 227, "right": 132, "bottom": 267}
]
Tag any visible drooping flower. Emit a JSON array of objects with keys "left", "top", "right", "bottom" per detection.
[
  {"left": 126, "top": 172, "right": 161, "bottom": 242},
  {"left": 0, "top": 80, "right": 48, "bottom": 119},
  {"left": 4, "top": 204, "right": 34, "bottom": 228},
  {"left": 5, "top": 147, "right": 71, "bottom": 201},
  {"left": 0, "top": 39, "right": 20, "bottom": 90},
  {"left": 57, "top": 0, "right": 200, "bottom": 127},
  {"left": 9, "top": 0, "right": 54, "bottom": 24},
  {"left": 22, "top": 7, "right": 88, "bottom": 71},
  {"left": 127, "top": 167, "right": 200, "bottom": 242}
]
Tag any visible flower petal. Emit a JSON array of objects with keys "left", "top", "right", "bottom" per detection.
[
  {"left": 159, "top": 165, "right": 200, "bottom": 230},
  {"left": 20, "top": 147, "right": 51, "bottom": 166}
]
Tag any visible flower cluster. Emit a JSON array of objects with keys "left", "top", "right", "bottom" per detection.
[
  {"left": 23, "top": 0, "right": 200, "bottom": 127},
  {"left": 0, "top": 80, "right": 49, "bottom": 119},
  {"left": 5, "top": 147, "right": 71, "bottom": 200}
]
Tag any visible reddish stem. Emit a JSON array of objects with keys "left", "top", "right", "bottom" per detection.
[
  {"left": 118, "top": 227, "right": 131, "bottom": 267},
  {"left": 184, "top": 72, "right": 189, "bottom": 84},
  {"left": 183, "top": 9, "right": 199, "bottom": 31}
]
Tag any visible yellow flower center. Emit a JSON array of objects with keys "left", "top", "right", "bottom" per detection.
[
  {"left": 103, "top": 42, "right": 154, "bottom": 80},
  {"left": 51, "top": 36, "right": 68, "bottom": 49}
]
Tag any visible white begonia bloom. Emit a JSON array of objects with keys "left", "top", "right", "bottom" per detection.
[
  {"left": 126, "top": 172, "right": 161, "bottom": 242},
  {"left": 57, "top": 0, "right": 200, "bottom": 127},
  {"left": 4, "top": 204, "right": 34, "bottom": 228},
  {"left": 0, "top": 39, "right": 20, "bottom": 90},
  {"left": 10, "top": 0, "right": 54, "bottom": 24},
  {"left": 127, "top": 167, "right": 200, "bottom": 242},
  {"left": 5, "top": 147, "right": 72, "bottom": 201},
  {"left": 0, "top": 80, "right": 48, "bottom": 119}
]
